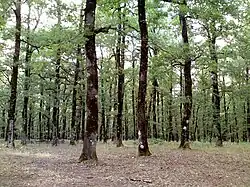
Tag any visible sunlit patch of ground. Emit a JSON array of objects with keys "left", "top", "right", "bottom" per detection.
[{"left": 0, "top": 140, "right": 250, "bottom": 187}]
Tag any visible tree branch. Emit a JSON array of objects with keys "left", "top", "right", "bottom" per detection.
[{"left": 94, "top": 25, "right": 116, "bottom": 35}]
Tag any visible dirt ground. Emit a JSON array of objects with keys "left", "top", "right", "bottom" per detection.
[{"left": 0, "top": 140, "right": 250, "bottom": 187}]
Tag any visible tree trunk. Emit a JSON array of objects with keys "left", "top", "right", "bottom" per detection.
[
  {"left": 132, "top": 53, "right": 137, "bottom": 140},
  {"left": 246, "top": 67, "right": 250, "bottom": 142},
  {"left": 100, "top": 56, "right": 105, "bottom": 142},
  {"left": 46, "top": 90, "right": 51, "bottom": 141},
  {"left": 137, "top": 0, "right": 151, "bottom": 156},
  {"left": 104, "top": 81, "right": 112, "bottom": 142},
  {"left": 52, "top": 0, "right": 62, "bottom": 146},
  {"left": 209, "top": 22, "right": 223, "bottom": 147},
  {"left": 116, "top": 6, "right": 125, "bottom": 147},
  {"left": 38, "top": 84, "right": 44, "bottom": 141},
  {"left": 79, "top": 0, "right": 98, "bottom": 162},
  {"left": 7, "top": 0, "right": 21, "bottom": 148},
  {"left": 124, "top": 93, "right": 129, "bottom": 140},
  {"left": 147, "top": 93, "right": 152, "bottom": 138},
  {"left": 179, "top": 1, "right": 192, "bottom": 149},
  {"left": 168, "top": 65, "right": 174, "bottom": 141},
  {"left": 161, "top": 93, "right": 165, "bottom": 139},
  {"left": 152, "top": 78, "right": 158, "bottom": 139}
]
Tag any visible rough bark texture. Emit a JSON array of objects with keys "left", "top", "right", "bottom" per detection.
[
  {"left": 7, "top": 0, "right": 21, "bottom": 148},
  {"left": 179, "top": 1, "right": 192, "bottom": 149},
  {"left": 137, "top": 0, "right": 151, "bottom": 156},
  {"left": 79, "top": 0, "right": 98, "bottom": 162}
]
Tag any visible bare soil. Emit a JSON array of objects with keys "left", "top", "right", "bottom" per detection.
[{"left": 0, "top": 140, "right": 250, "bottom": 187}]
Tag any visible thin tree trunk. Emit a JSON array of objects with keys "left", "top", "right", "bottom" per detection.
[
  {"left": 152, "top": 78, "right": 158, "bottom": 139},
  {"left": 132, "top": 53, "right": 137, "bottom": 140},
  {"left": 161, "top": 93, "right": 165, "bottom": 139},
  {"left": 38, "top": 84, "right": 44, "bottom": 141},
  {"left": 46, "top": 90, "right": 51, "bottom": 141},
  {"left": 104, "top": 81, "right": 112, "bottom": 142},
  {"left": 116, "top": 5, "right": 125, "bottom": 147},
  {"left": 28, "top": 102, "right": 33, "bottom": 140},
  {"left": 147, "top": 93, "right": 153, "bottom": 138},
  {"left": 137, "top": 0, "right": 151, "bottom": 156},
  {"left": 232, "top": 98, "right": 239, "bottom": 143},
  {"left": 100, "top": 55, "right": 105, "bottom": 142},
  {"left": 124, "top": 93, "right": 129, "bottom": 140},
  {"left": 52, "top": 0, "right": 62, "bottom": 146},
  {"left": 208, "top": 21, "right": 223, "bottom": 147},
  {"left": 7, "top": 0, "right": 21, "bottom": 148},
  {"left": 79, "top": 0, "right": 98, "bottom": 162},
  {"left": 222, "top": 76, "right": 229, "bottom": 141},
  {"left": 179, "top": 1, "right": 192, "bottom": 149},
  {"left": 246, "top": 67, "right": 250, "bottom": 142},
  {"left": 168, "top": 65, "right": 174, "bottom": 141}
]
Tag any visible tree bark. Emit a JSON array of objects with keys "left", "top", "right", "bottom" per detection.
[
  {"left": 21, "top": 2, "right": 32, "bottom": 145},
  {"left": 208, "top": 21, "right": 223, "bottom": 147},
  {"left": 152, "top": 78, "right": 158, "bottom": 139},
  {"left": 132, "top": 52, "right": 137, "bottom": 140},
  {"left": 137, "top": 0, "right": 151, "bottom": 156},
  {"left": 38, "top": 83, "right": 44, "bottom": 141},
  {"left": 179, "top": 1, "right": 192, "bottom": 149},
  {"left": 246, "top": 67, "right": 250, "bottom": 142},
  {"left": 79, "top": 0, "right": 98, "bottom": 162},
  {"left": 116, "top": 5, "right": 125, "bottom": 147},
  {"left": 52, "top": 0, "right": 62, "bottom": 146},
  {"left": 168, "top": 65, "right": 174, "bottom": 141},
  {"left": 7, "top": 0, "right": 21, "bottom": 148}
]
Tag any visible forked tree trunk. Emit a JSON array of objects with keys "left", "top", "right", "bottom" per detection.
[
  {"left": 137, "top": 0, "right": 151, "bottom": 156},
  {"left": 7, "top": 0, "right": 21, "bottom": 148},
  {"left": 79, "top": 0, "right": 98, "bottom": 162},
  {"left": 179, "top": 1, "right": 192, "bottom": 149}
]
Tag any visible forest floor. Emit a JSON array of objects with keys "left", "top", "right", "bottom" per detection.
[{"left": 0, "top": 140, "right": 250, "bottom": 187}]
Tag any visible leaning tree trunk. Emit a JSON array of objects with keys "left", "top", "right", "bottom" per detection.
[
  {"left": 179, "top": 0, "right": 192, "bottom": 149},
  {"left": 79, "top": 0, "right": 98, "bottom": 162},
  {"left": 137, "top": 0, "right": 151, "bottom": 156},
  {"left": 7, "top": 0, "right": 21, "bottom": 148}
]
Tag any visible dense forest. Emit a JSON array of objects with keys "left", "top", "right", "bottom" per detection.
[{"left": 0, "top": 0, "right": 250, "bottom": 160}]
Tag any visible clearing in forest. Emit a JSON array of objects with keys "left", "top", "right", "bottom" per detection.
[{"left": 0, "top": 140, "right": 250, "bottom": 187}]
